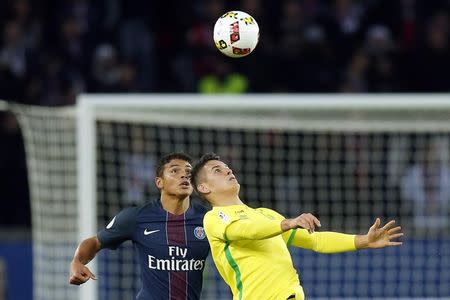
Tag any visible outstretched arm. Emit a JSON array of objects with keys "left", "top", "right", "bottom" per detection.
[
  {"left": 284, "top": 218, "right": 403, "bottom": 253},
  {"left": 69, "top": 237, "right": 101, "bottom": 285}
]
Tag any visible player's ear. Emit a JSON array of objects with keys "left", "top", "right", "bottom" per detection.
[
  {"left": 197, "top": 183, "right": 210, "bottom": 194},
  {"left": 155, "top": 177, "right": 163, "bottom": 189}
]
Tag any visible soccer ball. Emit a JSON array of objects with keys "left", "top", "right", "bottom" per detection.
[{"left": 213, "top": 11, "right": 259, "bottom": 58}]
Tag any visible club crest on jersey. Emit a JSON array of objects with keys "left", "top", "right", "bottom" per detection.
[
  {"left": 218, "top": 211, "right": 230, "bottom": 223},
  {"left": 194, "top": 226, "right": 206, "bottom": 239},
  {"left": 106, "top": 216, "right": 116, "bottom": 229}
]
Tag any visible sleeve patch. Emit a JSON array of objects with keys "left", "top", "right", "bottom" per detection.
[{"left": 218, "top": 211, "right": 230, "bottom": 223}]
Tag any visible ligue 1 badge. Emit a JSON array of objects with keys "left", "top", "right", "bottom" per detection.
[{"left": 218, "top": 211, "right": 230, "bottom": 223}]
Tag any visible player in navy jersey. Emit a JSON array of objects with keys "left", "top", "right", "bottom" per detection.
[{"left": 69, "top": 152, "right": 210, "bottom": 300}]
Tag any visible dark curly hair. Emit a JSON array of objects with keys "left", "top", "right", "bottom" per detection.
[{"left": 155, "top": 152, "right": 193, "bottom": 178}]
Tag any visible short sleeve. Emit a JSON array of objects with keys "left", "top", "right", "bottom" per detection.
[{"left": 97, "top": 207, "right": 139, "bottom": 249}]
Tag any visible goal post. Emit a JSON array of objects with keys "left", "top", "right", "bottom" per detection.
[
  {"left": 9, "top": 94, "right": 450, "bottom": 299},
  {"left": 77, "top": 99, "right": 98, "bottom": 300}
]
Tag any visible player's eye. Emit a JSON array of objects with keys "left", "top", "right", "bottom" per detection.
[
  {"left": 171, "top": 169, "right": 178, "bottom": 173},
  {"left": 214, "top": 168, "right": 221, "bottom": 173}
]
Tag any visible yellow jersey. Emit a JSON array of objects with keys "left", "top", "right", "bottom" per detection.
[{"left": 203, "top": 204, "right": 356, "bottom": 300}]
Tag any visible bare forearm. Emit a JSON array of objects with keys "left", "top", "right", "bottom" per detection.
[
  {"left": 354, "top": 234, "right": 369, "bottom": 249},
  {"left": 73, "top": 237, "right": 102, "bottom": 264}
]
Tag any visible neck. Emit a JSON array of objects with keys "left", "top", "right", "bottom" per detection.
[
  {"left": 209, "top": 194, "right": 243, "bottom": 207},
  {"left": 160, "top": 193, "right": 190, "bottom": 215}
]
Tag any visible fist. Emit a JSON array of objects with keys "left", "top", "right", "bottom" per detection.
[{"left": 69, "top": 260, "right": 96, "bottom": 285}]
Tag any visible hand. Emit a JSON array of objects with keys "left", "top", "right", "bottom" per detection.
[
  {"left": 357, "top": 218, "right": 403, "bottom": 249},
  {"left": 69, "top": 260, "right": 97, "bottom": 285},
  {"left": 281, "top": 213, "right": 321, "bottom": 233}
]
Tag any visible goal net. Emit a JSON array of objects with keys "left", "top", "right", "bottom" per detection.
[
  {"left": 12, "top": 104, "right": 79, "bottom": 300},
  {"left": 12, "top": 95, "right": 450, "bottom": 299}
]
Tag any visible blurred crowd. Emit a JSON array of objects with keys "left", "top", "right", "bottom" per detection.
[
  {"left": 0, "top": 0, "right": 449, "bottom": 106},
  {"left": 0, "top": 0, "right": 449, "bottom": 229}
]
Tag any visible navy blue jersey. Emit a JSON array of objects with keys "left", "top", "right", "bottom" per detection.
[{"left": 97, "top": 199, "right": 210, "bottom": 300}]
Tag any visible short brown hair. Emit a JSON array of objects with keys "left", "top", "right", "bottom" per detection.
[{"left": 191, "top": 152, "right": 220, "bottom": 193}]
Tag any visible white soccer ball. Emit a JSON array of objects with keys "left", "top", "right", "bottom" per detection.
[{"left": 213, "top": 11, "right": 259, "bottom": 58}]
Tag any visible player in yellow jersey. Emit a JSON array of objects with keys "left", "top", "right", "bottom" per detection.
[{"left": 191, "top": 153, "right": 404, "bottom": 300}]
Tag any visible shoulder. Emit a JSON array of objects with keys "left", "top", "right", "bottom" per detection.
[
  {"left": 132, "top": 199, "right": 164, "bottom": 217},
  {"left": 139, "top": 199, "right": 162, "bottom": 211},
  {"left": 104, "top": 206, "right": 141, "bottom": 229},
  {"left": 203, "top": 208, "right": 237, "bottom": 234},
  {"left": 116, "top": 205, "right": 141, "bottom": 218},
  {"left": 203, "top": 209, "right": 228, "bottom": 240},
  {"left": 204, "top": 206, "right": 238, "bottom": 223},
  {"left": 190, "top": 199, "right": 211, "bottom": 215},
  {"left": 111, "top": 200, "right": 160, "bottom": 224},
  {"left": 255, "top": 207, "right": 285, "bottom": 221},
  {"left": 203, "top": 209, "right": 217, "bottom": 224}
]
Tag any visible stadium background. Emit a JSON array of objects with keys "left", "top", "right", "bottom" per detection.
[{"left": 0, "top": 0, "right": 449, "bottom": 299}]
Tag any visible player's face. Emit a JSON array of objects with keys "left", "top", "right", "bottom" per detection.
[
  {"left": 158, "top": 159, "right": 193, "bottom": 197},
  {"left": 203, "top": 160, "right": 240, "bottom": 194}
]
